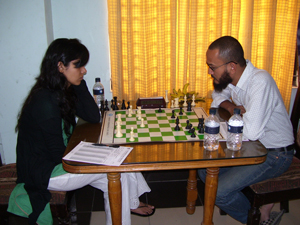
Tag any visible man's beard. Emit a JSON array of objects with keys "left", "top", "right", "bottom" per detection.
[{"left": 213, "top": 70, "right": 233, "bottom": 92}]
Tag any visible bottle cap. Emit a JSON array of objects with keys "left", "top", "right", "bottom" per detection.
[
  {"left": 209, "top": 108, "right": 217, "bottom": 115},
  {"left": 233, "top": 108, "right": 241, "bottom": 115},
  {"left": 95, "top": 77, "right": 101, "bottom": 82}
]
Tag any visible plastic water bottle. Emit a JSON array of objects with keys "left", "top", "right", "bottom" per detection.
[
  {"left": 204, "top": 108, "right": 220, "bottom": 151},
  {"left": 93, "top": 77, "right": 104, "bottom": 109},
  {"left": 226, "top": 108, "right": 243, "bottom": 151}
]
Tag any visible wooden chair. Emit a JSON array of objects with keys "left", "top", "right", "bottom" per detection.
[{"left": 0, "top": 155, "right": 76, "bottom": 225}]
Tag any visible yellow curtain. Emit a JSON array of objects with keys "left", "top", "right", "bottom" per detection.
[{"left": 107, "top": 0, "right": 300, "bottom": 110}]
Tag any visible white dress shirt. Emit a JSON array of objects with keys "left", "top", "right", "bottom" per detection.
[{"left": 211, "top": 60, "right": 294, "bottom": 148}]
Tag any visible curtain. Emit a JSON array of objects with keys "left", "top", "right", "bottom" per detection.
[{"left": 107, "top": 0, "right": 300, "bottom": 110}]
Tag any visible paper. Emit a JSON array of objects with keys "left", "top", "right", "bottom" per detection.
[
  {"left": 63, "top": 141, "right": 133, "bottom": 166},
  {"left": 219, "top": 122, "right": 249, "bottom": 142}
]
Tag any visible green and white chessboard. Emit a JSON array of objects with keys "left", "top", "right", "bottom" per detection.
[{"left": 99, "top": 107, "right": 214, "bottom": 145}]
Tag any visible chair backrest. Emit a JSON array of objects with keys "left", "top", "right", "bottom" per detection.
[{"left": 291, "top": 83, "right": 300, "bottom": 159}]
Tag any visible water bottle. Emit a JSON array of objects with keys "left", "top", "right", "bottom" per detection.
[
  {"left": 93, "top": 77, "right": 105, "bottom": 109},
  {"left": 226, "top": 108, "right": 243, "bottom": 150},
  {"left": 204, "top": 108, "right": 220, "bottom": 151}
]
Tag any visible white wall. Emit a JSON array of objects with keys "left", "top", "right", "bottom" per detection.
[{"left": 0, "top": 0, "right": 112, "bottom": 164}]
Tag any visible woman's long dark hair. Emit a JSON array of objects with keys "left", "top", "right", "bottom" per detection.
[{"left": 16, "top": 38, "right": 89, "bottom": 135}]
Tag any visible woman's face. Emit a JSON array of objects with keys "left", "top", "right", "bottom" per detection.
[{"left": 58, "top": 59, "right": 87, "bottom": 86}]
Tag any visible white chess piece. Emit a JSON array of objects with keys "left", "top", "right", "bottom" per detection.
[
  {"left": 137, "top": 112, "right": 142, "bottom": 121},
  {"left": 140, "top": 118, "right": 145, "bottom": 128},
  {"left": 129, "top": 127, "right": 135, "bottom": 141},
  {"left": 183, "top": 95, "right": 187, "bottom": 107},
  {"left": 191, "top": 94, "right": 196, "bottom": 106},
  {"left": 137, "top": 106, "right": 142, "bottom": 114},
  {"left": 115, "top": 123, "right": 123, "bottom": 138},
  {"left": 165, "top": 90, "right": 169, "bottom": 103},
  {"left": 128, "top": 105, "right": 133, "bottom": 117},
  {"left": 174, "top": 97, "right": 179, "bottom": 108},
  {"left": 171, "top": 99, "right": 174, "bottom": 108},
  {"left": 117, "top": 114, "right": 122, "bottom": 124}
]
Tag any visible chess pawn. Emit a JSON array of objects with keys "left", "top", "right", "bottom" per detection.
[
  {"left": 191, "top": 94, "right": 196, "bottom": 106},
  {"left": 140, "top": 118, "right": 145, "bottom": 128},
  {"left": 165, "top": 90, "right": 169, "bottom": 103},
  {"left": 174, "top": 98, "right": 179, "bottom": 108},
  {"left": 128, "top": 105, "right": 133, "bottom": 117},
  {"left": 129, "top": 127, "right": 135, "bottom": 142},
  {"left": 171, "top": 100, "right": 174, "bottom": 108},
  {"left": 115, "top": 122, "right": 123, "bottom": 138}
]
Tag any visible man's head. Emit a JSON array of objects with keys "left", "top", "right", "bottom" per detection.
[{"left": 206, "top": 36, "right": 246, "bottom": 92}]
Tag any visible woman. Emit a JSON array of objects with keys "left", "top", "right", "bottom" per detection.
[{"left": 8, "top": 38, "right": 154, "bottom": 225}]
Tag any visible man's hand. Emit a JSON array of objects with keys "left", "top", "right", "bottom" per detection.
[{"left": 219, "top": 100, "right": 246, "bottom": 115}]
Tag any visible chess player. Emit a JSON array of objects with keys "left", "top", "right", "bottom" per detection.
[
  {"left": 8, "top": 38, "right": 154, "bottom": 225},
  {"left": 198, "top": 36, "right": 295, "bottom": 224}
]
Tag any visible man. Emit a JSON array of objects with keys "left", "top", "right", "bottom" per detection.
[{"left": 198, "top": 36, "right": 295, "bottom": 224}]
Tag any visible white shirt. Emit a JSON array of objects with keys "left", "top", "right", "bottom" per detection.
[{"left": 211, "top": 60, "right": 294, "bottom": 148}]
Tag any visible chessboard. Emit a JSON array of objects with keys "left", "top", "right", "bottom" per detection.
[{"left": 100, "top": 107, "right": 216, "bottom": 145}]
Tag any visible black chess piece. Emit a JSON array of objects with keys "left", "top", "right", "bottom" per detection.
[
  {"left": 179, "top": 107, "right": 183, "bottom": 115},
  {"left": 104, "top": 100, "right": 109, "bottom": 111},
  {"left": 188, "top": 124, "right": 193, "bottom": 133},
  {"left": 174, "top": 118, "right": 180, "bottom": 131},
  {"left": 121, "top": 100, "right": 126, "bottom": 110},
  {"left": 185, "top": 120, "right": 190, "bottom": 129},
  {"left": 198, "top": 117, "right": 205, "bottom": 133},
  {"left": 187, "top": 102, "right": 192, "bottom": 111},
  {"left": 113, "top": 96, "right": 119, "bottom": 110},
  {"left": 191, "top": 128, "right": 196, "bottom": 137},
  {"left": 111, "top": 99, "right": 114, "bottom": 110},
  {"left": 171, "top": 110, "right": 175, "bottom": 118},
  {"left": 127, "top": 101, "right": 130, "bottom": 109},
  {"left": 100, "top": 100, "right": 105, "bottom": 111},
  {"left": 158, "top": 107, "right": 162, "bottom": 113}
]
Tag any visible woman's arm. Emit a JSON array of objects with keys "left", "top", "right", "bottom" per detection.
[{"left": 73, "top": 80, "right": 100, "bottom": 123}]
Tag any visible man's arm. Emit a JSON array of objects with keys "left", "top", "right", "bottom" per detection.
[{"left": 219, "top": 100, "right": 246, "bottom": 115}]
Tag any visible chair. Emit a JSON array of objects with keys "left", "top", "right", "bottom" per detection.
[
  {"left": 244, "top": 85, "right": 300, "bottom": 225},
  {"left": 0, "top": 155, "right": 76, "bottom": 225}
]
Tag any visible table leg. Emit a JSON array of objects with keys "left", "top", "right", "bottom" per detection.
[
  {"left": 107, "top": 172, "right": 122, "bottom": 225},
  {"left": 201, "top": 167, "right": 220, "bottom": 225},
  {"left": 186, "top": 169, "right": 198, "bottom": 214}
]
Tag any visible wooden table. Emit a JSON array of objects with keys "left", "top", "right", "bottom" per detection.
[{"left": 63, "top": 108, "right": 267, "bottom": 225}]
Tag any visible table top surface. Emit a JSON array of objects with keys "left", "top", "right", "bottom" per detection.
[{"left": 62, "top": 102, "right": 267, "bottom": 173}]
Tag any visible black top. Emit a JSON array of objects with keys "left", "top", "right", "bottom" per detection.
[{"left": 16, "top": 80, "right": 100, "bottom": 224}]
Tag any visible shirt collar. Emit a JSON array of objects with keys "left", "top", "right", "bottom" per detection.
[{"left": 235, "top": 60, "right": 255, "bottom": 91}]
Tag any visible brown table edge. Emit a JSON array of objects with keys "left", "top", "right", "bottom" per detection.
[{"left": 62, "top": 155, "right": 267, "bottom": 173}]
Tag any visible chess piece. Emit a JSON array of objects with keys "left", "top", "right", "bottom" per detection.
[
  {"left": 117, "top": 114, "right": 122, "bottom": 124},
  {"left": 183, "top": 95, "right": 187, "bottom": 107},
  {"left": 191, "top": 128, "right": 196, "bottom": 137},
  {"left": 129, "top": 127, "right": 135, "bottom": 142},
  {"left": 104, "top": 100, "right": 109, "bottom": 111},
  {"left": 127, "top": 101, "right": 130, "bottom": 109},
  {"left": 171, "top": 110, "right": 175, "bottom": 118},
  {"left": 158, "top": 107, "right": 162, "bottom": 113},
  {"left": 140, "top": 118, "right": 145, "bottom": 128},
  {"left": 115, "top": 122, "right": 123, "bottom": 138},
  {"left": 171, "top": 100, "right": 174, "bottom": 108},
  {"left": 174, "top": 117, "right": 180, "bottom": 131},
  {"left": 186, "top": 120, "right": 190, "bottom": 129},
  {"left": 128, "top": 105, "right": 133, "bottom": 117},
  {"left": 179, "top": 107, "right": 183, "bottom": 115},
  {"left": 191, "top": 94, "right": 196, "bottom": 106},
  {"left": 165, "top": 90, "right": 169, "bottom": 103},
  {"left": 187, "top": 102, "right": 192, "bottom": 111},
  {"left": 174, "top": 98, "right": 179, "bottom": 108},
  {"left": 121, "top": 100, "right": 126, "bottom": 110},
  {"left": 113, "top": 96, "right": 119, "bottom": 110}
]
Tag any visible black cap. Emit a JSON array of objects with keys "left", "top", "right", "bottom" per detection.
[
  {"left": 233, "top": 108, "right": 241, "bottom": 114},
  {"left": 209, "top": 108, "right": 217, "bottom": 115},
  {"left": 95, "top": 77, "right": 101, "bottom": 82}
]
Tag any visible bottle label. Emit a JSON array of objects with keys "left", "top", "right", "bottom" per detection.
[
  {"left": 205, "top": 126, "right": 220, "bottom": 134},
  {"left": 228, "top": 125, "right": 243, "bottom": 133},
  {"left": 93, "top": 89, "right": 104, "bottom": 95}
]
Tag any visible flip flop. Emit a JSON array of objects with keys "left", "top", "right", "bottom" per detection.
[{"left": 131, "top": 205, "right": 156, "bottom": 217}]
